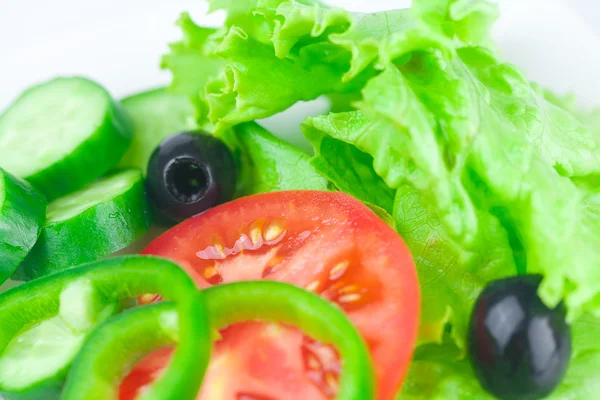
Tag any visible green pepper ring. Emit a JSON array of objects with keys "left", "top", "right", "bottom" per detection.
[
  {"left": 62, "top": 281, "right": 375, "bottom": 400},
  {"left": 0, "top": 256, "right": 210, "bottom": 400},
  {"left": 60, "top": 298, "right": 210, "bottom": 400},
  {"left": 205, "top": 281, "right": 376, "bottom": 400}
]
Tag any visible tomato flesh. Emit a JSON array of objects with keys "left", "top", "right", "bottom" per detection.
[{"left": 121, "top": 191, "right": 420, "bottom": 400}]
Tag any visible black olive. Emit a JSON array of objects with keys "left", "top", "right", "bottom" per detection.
[
  {"left": 468, "top": 275, "right": 571, "bottom": 400},
  {"left": 146, "top": 132, "right": 236, "bottom": 223}
]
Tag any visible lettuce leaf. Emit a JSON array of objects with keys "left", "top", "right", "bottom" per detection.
[
  {"left": 300, "top": 0, "right": 600, "bottom": 337},
  {"left": 163, "top": 0, "right": 424, "bottom": 131},
  {"left": 302, "top": 113, "right": 396, "bottom": 213},
  {"left": 539, "top": 87, "right": 600, "bottom": 139},
  {"left": 163, "top": 8, "right": 347, "bottom": 132},
  {"left": 393, "top": 184, "right": 516, "bottom": 348}
]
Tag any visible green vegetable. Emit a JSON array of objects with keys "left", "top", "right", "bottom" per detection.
[
  {"left": 302, "top": 113, "right": 398, "bottom": 215},
  {"left": 204, "top": 281, "right": 374, "bottom": 400},
  {"left": 14, "top": 169, "right": 152, "bottom": 281},
  {"left": 162, "top": 4, "right": 363, "bottom": 132},
  {"left": 63, "top": 281, "right": 374, "bottom": 400},
  {"left": 393, "top": 184, "right": 515, "bottom": 348},
  {"left": 62, "top": 298, "right": 210, "bottom": 400},
  {"left": 0, "top": 168, "right": 46, "bottom": 285},
  {"left": 0, "top": 77, "right": 133, "bottom": 200},
  {"left": 222, "top": 122, "right": 329, "bottom": 196},
  {"left": 117, "top": 88, "right": 197, "bottom": 172},
  {"left": 363, "top": 201, "right": 396, "bottom": 229},
  {"left": 0, "top": 256, "right": 205, "bottom": 400}
]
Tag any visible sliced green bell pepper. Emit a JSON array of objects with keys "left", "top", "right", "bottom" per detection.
[
  {"left": 61, "top": 299, "right": 210, "bottom": 400},
  {"left": 0, "top": 256, "right": 208, "bottom": 400},
  {"left": 205, "top": 282, "right": 375, "bottom": 400},
  {"left": 60, "top": 281, "right": 375, "bottom": 400}
]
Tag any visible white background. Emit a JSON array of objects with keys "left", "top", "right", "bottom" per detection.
[{"left": 1, "top": 0, "right": 600, "bottom": 110}]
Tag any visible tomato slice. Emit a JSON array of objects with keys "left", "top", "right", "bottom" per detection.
[{"left": 121, "top": 191, "right": 419, "bottom": 400}]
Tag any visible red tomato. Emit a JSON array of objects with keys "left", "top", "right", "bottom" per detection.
[{"left": 121, "top": 191, "right": 419, "bottom": 400}]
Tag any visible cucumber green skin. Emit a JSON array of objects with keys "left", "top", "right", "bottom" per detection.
[
  {"left": 0, "top": 170, "right": 46, "bottom": 284},
  {"left": 26, "top": 98, "right": 134, "bottom": 201},
  {"left": 15, "top": 176, "right": 152, "bottom": 281}
]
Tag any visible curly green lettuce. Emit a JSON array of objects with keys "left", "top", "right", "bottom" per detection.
[
  {"left": 300, "top": 0, "right": 600, "bottom": 325},
  {"left": 163, "top": 5, "right": 342, "bottom": 131},
  {"left": 163, "top": 0, "right": 416, "bottom": 131}
]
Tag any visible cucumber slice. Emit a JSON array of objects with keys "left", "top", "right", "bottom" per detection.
[
  {"left": 0, "top": 280, "right": 117, "bottom": 400},
  {"left": 0, "top": 77, "right": 133, "bottom": 200},
  {"left": 0, "top": 168, "right": 46, "bottom": 284},
  {"left": 0, "top": 316, "right": 85, "bottom": 398},
  {"left": 117, "top": 88, "right": 197, "bottom": 172},
  {"left": 14, "top": 169, "right": 152, "bottom": 280}
]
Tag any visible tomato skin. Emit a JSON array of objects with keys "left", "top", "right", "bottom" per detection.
[{"left": 124, "top": 191, "right": 420, "bottom": 400}]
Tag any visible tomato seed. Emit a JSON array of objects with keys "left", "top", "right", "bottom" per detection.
[
  {"left": 329, "top": 261, "right": 349, "bottom": 280},
  {"left": 305, "top": 280, "right": 320, "bottom": 292},
  {"left": 325, "top": 372, "right": 340, "bottom": 394},
  {"left": 338, "top": 293, "right": 362, "bottom": 304},
  {"left": 338, "top": 284, "right": 359, "bottom": 294},
  {"left": 264, "top": 220, "right": 286, "bottom": 241},
  {"left": 249, "top": 227, "right": 262, "bottom": 246}
]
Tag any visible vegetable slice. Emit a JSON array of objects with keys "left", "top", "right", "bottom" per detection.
[
  {"left": 77, "top": 281, "right": 374, "bottom": 400},
  {"left": 0, "top": 168, "right": 46, "bottom": 284},
  {"left": 14, "top": 169, "right": 152, "bottom": 281},
  {"left": 62, "top": 296, "right": 211, "bottom": 400},
  {"left": 0, "top": 77, "right": 133, "bottom": 200},
  {"left": 0, "top": 256, "right": 203, "bottom": 400},
  {"left": 117, "top": 88, "right": 197, "bottom": 171},
  {"left": 124, "top": 191, "right": 419, "bottom": 400},
  {"left": 204, "top": 282, "right": 375, "bottom": 400}
]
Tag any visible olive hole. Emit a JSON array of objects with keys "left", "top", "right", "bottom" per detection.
[{"left": 165, "top": 158, "right": 210, "bottom": 203}]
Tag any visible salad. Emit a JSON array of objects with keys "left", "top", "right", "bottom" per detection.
[{"left": 0, "top": 0, "right": 599, "bottom": 399}]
